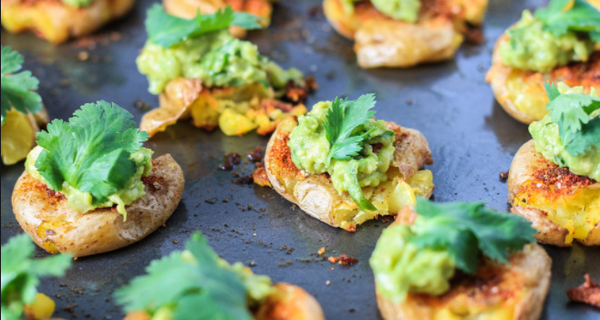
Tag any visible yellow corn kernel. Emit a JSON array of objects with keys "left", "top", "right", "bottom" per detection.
[{"left": 23, "top": 293, "right": 55, "bottom": 320}]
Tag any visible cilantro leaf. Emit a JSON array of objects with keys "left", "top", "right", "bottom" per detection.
[
  {"left": 146, "top": 4, "right": 262, "bottom": 48},
  {"left": 545, "top": 83, "right": 600, "bottom": 156},
  {"left": 115, "top": 233, "right": 253, "bottom": 320},
  {"left": 324, "top": 95, "right": 377, "bottom": 164},
  {"left": 536, "top": 0, "right": 600, "bottom": 38},
  {"left": 1, "top": 234, "right": 72, "bottom": 319},
  {"left": 35, "top": 101, "right": 149, "bottom": 207},
  {"left": 0, "top": 46, "right": 42, "bottom": 126},
  {"left": 410, "top": 199, "right": 536, "bottom": 275}
]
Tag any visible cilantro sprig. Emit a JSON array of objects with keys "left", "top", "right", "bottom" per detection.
[
  {"left": 1, "top": 235, "right": 72, "bottom": 320},
  {"left": 146, "top": 4, "right": 262, "bottom": 48},
  {"left": 1, "top": 47, "right": 42, "bottom": 126},
  {"left": 35, "top": 102, "right": 149, "bottom": 208},
  {"left": 536, "top": 0, "right": 600, "bottom": 41},
  {"left": 410, "top": 198, "right": 537, "bottom": 274},
  {"left": 544, "top": 83, "right": 600, "bottom": 157},
  {"left": 115, "top": 233, "right": 254, "bottom": 320}
]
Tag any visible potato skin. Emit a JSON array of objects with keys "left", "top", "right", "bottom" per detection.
[
  {"left": 0, "top": 0, "right": 135, "bottom": 44},
  {"left": 323, "top": 0, "right": 488, "bottom": 68},
  {"left": 123, "top": 283, "right": 324, "bottom": 320},
  {"left": 376, "top": 207, "right": 552, "bottom": 320},
  {"left": 163, "top": 0, "right": 273, "bottom": 38},
  {"left": 12, "top": 154, "right": 185, "bottom": 258},
  {"left": 487, "top": 35, "right": 600, "bottom": 125},
  {"left": 508, "top": 141, "right": 599, "bottom": 246},
  {"left": 264, "top": 117, "right": 433, "bottom": 230}
]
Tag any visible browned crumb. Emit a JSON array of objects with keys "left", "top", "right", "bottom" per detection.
[{"left": 567, "top": 274, "right": 600, "bottom": 308}]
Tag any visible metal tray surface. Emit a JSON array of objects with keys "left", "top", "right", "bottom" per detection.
[{"left": 1, "top": 0, "right": 598, "bottom": 319}]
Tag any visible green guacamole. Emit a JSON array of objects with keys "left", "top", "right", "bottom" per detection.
[
  {"left": 26, "top": 147, "right": 154, "bottom": 218},
  {"left": 287, "top": 101, "right": 395, "bottom": 208},
  {"left": 61, "top": 0, "right": 95, "bottom": 8},
  {"left": 372, "top": 0, "right": 421, "bottom": 23},
  {"left": 530, "top": 84, "right": 600, "bottom": 181},
  {"left": 500, "top": 11, "right": 595, "bottom": 73},
  {"left": 137, "top": 31, "right": 304, "bottom": 95},
  {"left": 370, "top": 224, "right": 456, "bottom": 301},
  {"left": 339, "top": 0, "right": 421, "bottom": 22}
]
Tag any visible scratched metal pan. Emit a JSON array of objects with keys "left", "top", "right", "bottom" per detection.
[{"left": 1, "top": 0, "right": 598, "bottom": 319}]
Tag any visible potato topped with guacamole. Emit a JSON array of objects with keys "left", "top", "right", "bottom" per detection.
[
  {"left": 487, "top": 0, "right": 600, "bottom": 124},
  {"left": 0, "top": 0, "right": 135, "bottom": 43},
  {"left": 509, "top": 82, "right": 600, "bottom": 247},
  {"left": 116, "top": 233, "right": 325, "bottom": 320},
  {"left": 371, "top": 200, "right": 551, "bottom": 320},
  {"left": 263, "top": 94, "right": 435, "bottom": 231},
  {"left": 138, "top": 5, "right": 314, "bottom": 138},
  {"left": 323, "top": 0, "right": 489, "bottom": 68}
]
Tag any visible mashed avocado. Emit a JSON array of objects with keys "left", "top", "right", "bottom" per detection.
[
  {"left": 137, "top": 31, "right": 304, "bottom": 95},
  {"left": 340, "top": 0, "right": 421, "bottom": 22},
  {"left": 26, "top": 147, "right": 154, "bottom": 218},
  {"left": 288, "top": 101, "right": 396, "bottom": 207},
  {"left": 61, "top": 0, "right": 95, "bottom": 8},
  {"left": 370, "top": 224, "right": 456, "bottom": 301},
  {"left": 500, "top": 11, "right": 595, "bottom": 73},
  {"left": 530, "top": 84, "right": 600, "bottom": 181}
]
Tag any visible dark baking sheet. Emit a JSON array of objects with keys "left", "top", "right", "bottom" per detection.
[{"left": 1, "top": 0, "right": 599, "bottom": 319}]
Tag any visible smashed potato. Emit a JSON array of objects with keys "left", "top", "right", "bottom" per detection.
[
  {"left": 1, "top": 0, "right": 136, "bottom": 43},
  {"left": 323, "top": 0, "right": 489, "bottom": 68},
  {"left": 508, "top": 141, "right": 600, "bottom": 247},
  {"left": 163, "top": 0, "right": 274, "bottom": 38},
  {"left": 140, "top": 79, "right": 307, "bottom": 138},
  {"left": 264, "top": 117, "right": 434, "bottom": 231}
]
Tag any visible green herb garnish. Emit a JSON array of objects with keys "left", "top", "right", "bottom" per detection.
[
  {"left": 1, "top": 47, "right": 42, "bottom": 126},
  {"left": 536, "top": 0, "right": 600, "bottom": 41},
  {"left": 411, "top": 198, "right": 537, "bottom": 274},
  {"left": 146, "top": 4, "right": 262, "bottom": 48},
  {"left": 544, "top": 83, "right": 600, "bottom": 157},
  {"left": 115, "top": 233, "right": 254, "bottom": 320},
  {"left": 1, "top": 234, "right": 72, "bottom": 320},
  {"left": 35, "top": 101, "right": 149, "bottom": 207}
]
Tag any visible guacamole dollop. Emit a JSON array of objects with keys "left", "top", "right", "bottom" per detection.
[
  {"left": 137, "top": 31, "right": 304, "bottom": 95},
  {"left": 287, "top": 101, "right": 396, "bottom": 208},
  {"left": 26, "top": 147, "right": 154, "bottom": 218},
  {"left": 500, "top": 11, "right": 595, "bottom": 73},
  {"left": 530, "top": 84, "right": 600, "bottom": 181},
  {"left": 370, "top": 224, "right": 456, "bottom": 301},
  {"left": 61, "top": 0, "right": 95, "bottom": 8},
  {"left": 371, "top": 0, "right": 421, "bottom": 23}
]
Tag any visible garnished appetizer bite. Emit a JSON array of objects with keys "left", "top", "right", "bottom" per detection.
[
  {"left": 487, "top": 0, "right": 600, "bottom": 124},
  {"left": 509, "top": 83, "right": 599, "bottom": 247},
  {"left": 323, "top": 0, "right": 489, "bottom": 68},
  {"left": 163, "top": 0, "right": 275, "bottom": 38},
  {"left": 263, "top": 94, "right": 434, "bottom": 231},
  {"left": 12, "top": 102, "right": 185, "bottom": 258},
  {"left": 1, "top": 234, "right": 72, "bottom": 320},
  {"left": 1, "top": 46, "right": 49, "bottom": 166},
  {"left": 138, "top": 5, "right": 314, "bottom": 138},
  {"left": 371, "top": 199, "right": 550, "bottom": 320},
  {"left": 0, "top": 0, "right": 135, "bottom": 44},
  {"left": 116, "top": 233, "right": 325, "bottom": 320}
]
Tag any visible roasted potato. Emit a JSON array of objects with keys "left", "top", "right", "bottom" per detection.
[
  {"left": 377, "top": 207, "right": 552, "bottom": 320},
  {"left": 0, "top": 0, "right": 135, "bottom": 44},
  {"left": 323, "top": 0, "right": 489, "bottom": 68},
  {"left": 264, "top": 117, "right": 434, "bottom": 231},
  {"left": 140, "top": 78, "right": 307, "bottom": 138},
  {"left": 487, "top": 36, "right": 600, "bottom": 124},
  {"left": 12, "top": 154, "right": 185, "bottom": 258},
  {"left": 123, "top": 283, "right": 325, "bottom": 320},
  {"left": 508, "top": 141, "right": 600, "bottom": 247},
  {"left": 163, "top": 0, "right": 274, "bottom": 38}
]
